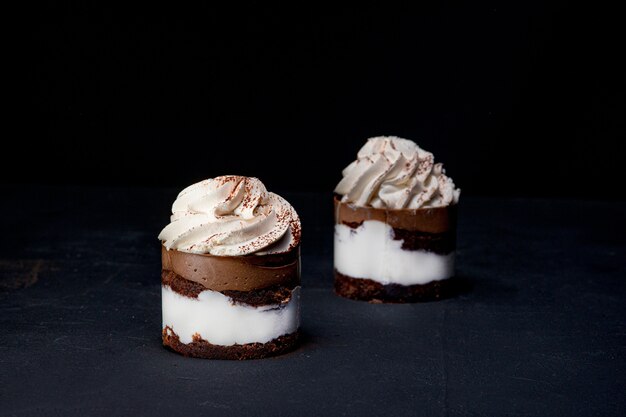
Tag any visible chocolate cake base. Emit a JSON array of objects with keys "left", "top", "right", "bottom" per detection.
[
  {"left": 162, "top": 326, "right": 300, "bottom": 360},
  {"left": 334, "top": 270, "right": 455, "bottom": 303}
]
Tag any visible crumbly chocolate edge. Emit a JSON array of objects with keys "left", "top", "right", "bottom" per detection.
[
  {"left": 334, "top": 270, "right": 456, "bottom": 303},
  {"left": 162, "top": 269, "right": 298, "bottom": 307},
  {"left": 391, "top": 228, "right": 456, "bottom": 253},
  {"left": 340, "top": 221, "right": 455, "bottom": 254},
  {"left": 162, "top": 326, "right": 300, "bottom": 360}
]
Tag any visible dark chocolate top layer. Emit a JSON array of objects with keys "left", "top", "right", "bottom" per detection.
[
  {"left": 162, "top": 245, "right": 300, "bottom": 292},
  {"left": 334, "top": 195, "right": 456, "bottom": 233}
]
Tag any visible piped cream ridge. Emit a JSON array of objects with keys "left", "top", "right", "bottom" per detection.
[
  {"left": 159, "top": 176, "right": 301, "bottom": 256},
  {"left": 335, "top": 136, "right": 460, "bottom": 209}
]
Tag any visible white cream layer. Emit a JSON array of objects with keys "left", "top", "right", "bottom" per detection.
[
  {"left": 162, "top": 285, "right": 300, "bottom": 346},
  {"left": 334, "top": 220, "right": 454, "bottom": 285}
]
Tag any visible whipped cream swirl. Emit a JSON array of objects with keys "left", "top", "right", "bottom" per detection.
[
  {"left": 335, "top": 136, "right": 460, "bottom": 209},
  {"left": 159, "top": 176, "right": 301, "bottom": 256}
]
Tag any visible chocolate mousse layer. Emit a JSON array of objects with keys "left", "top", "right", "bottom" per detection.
[
  {"left": 162, "top": 245, "right": 300, "bottom": 292},
  {"left": 163, "top": 326, "right": 299, "bottom": 360},
  {"left": 335, "top": 270, "right": 455, "bottom": 303},
  {"left": 334, "top": 194, "right": 456, "bottom": 234},
  {"left": 162, "top": 270, "right": 299, "bottom": 307}
]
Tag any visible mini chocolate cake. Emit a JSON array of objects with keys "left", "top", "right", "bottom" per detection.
[
  {"left": 333, "top": 136, "right": 460, "bottom": 303},
  {"left": 159, "top": 176, "right": 301, "bottom": 359},
  {"left": 334, "top": 195, "right": 456, "bottom": 302}
]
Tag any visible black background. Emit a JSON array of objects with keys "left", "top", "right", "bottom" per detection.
[{"left": 11, "top": 2, "right": 625, "bottom": 197}]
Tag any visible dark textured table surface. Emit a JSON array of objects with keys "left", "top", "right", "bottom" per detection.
[{"left": 1, "top": 186, "right": 625, "bottom": 417}]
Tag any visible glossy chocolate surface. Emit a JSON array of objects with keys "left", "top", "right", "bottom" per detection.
[
  {"left": 334, "top": 195, "right": 456, "bottom": 234},
  {"left": 162, "top": 245, "right": 300, "bottom": 292}
]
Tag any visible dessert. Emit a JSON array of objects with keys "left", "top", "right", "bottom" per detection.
[
  {"left": 334, "top": 136, "right": 460, "bottom": 302},
  {"left": 158, "top": 176, "right": 301, "bottom": 359}
]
